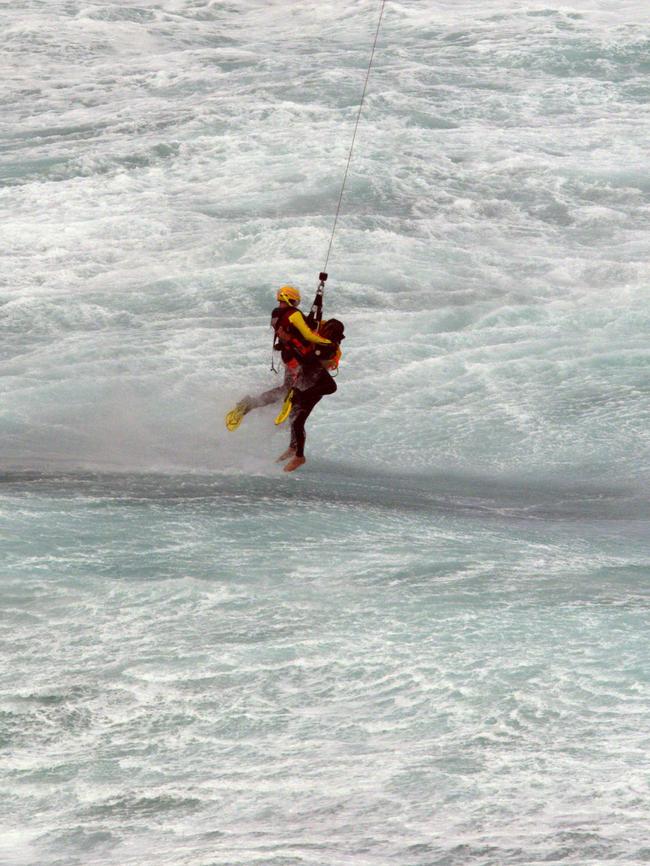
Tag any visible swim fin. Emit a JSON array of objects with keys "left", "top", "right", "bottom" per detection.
[
  {"left": 274, "top": 389, "right": 294, "bottom": 426},
  {"left": 225, "top": 400, "right": 250, "bottom": 432}
]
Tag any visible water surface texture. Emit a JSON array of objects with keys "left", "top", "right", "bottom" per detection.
[{"left": 1, "top": 2, "right": 649, "bottom": 865}]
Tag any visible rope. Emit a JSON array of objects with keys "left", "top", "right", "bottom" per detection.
[{"left": 322, "top": 0, "right": 387, "bottom": 274}]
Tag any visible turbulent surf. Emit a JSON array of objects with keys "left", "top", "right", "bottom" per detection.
[{"left": 1, "top": 2, "right": 649, "bottom": 865}]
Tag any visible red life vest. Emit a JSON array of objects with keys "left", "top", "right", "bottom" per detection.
[{"left": 272, "top": 307, "right": 316, "bottom": 362}]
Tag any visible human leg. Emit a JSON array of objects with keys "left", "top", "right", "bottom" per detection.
[
  {"left": 283, "top": 369, "right": 336, "bottom": 471},
  {"left": 240, "top": 383, "right": 286, "bottom": 411}
]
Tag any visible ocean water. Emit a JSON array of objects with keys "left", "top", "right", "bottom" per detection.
[{"left": 1, "top": 1, "right": 649, "bottom": 864}]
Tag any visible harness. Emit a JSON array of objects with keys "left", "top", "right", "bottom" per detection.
[{"left": 271, "top": 306, "right": 316, "bottom": 363}]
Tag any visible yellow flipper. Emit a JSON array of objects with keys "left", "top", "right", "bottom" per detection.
[
  {"left": 225, "top": 405, "right": 246, "bottom": 431},
  {"left": 274, "top": 389, "right": 294, "bottom": 426}
]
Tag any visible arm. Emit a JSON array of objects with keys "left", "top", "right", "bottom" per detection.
[{"left": 288, "top": 310, "right": 332, "bottom": 345}]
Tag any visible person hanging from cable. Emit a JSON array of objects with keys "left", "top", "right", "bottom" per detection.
[
  {"left": 225, "top": 283, "right": 344, "bottom": 471},
  {"left": 273, "top": 285, "right": 343, "bottom": 472},
  {"left": 225, "top": 0, "right": 382, "bottom": 469},
  {"left": 225, "top": 286, "right": 308, "bottom": 431}
]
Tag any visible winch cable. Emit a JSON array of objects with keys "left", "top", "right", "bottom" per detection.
[{"left": 321, "top": 0, "right": 387, "bottom": 278}]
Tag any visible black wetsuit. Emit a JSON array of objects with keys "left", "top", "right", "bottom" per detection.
[{"left": 289, "top": 359, "right": 337, "bottom": 458}]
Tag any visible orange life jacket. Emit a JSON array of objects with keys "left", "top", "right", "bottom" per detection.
[{"left": 313, "top": 318, "right": 345, "bottom": 370}]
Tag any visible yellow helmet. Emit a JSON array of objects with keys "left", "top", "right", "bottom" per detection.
[{"left": 277, "top": 285, "right": 301, "bottom": 306}]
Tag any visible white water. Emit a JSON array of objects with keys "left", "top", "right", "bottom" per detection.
[{"left": 1, "top": 2, "right": 649, "bottom": 865}]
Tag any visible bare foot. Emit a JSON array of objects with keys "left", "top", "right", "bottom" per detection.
[{"left": 283, "top": 456, "right": 306, "bottom": 473}]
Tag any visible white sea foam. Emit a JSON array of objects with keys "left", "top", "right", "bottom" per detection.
[
  {"left": 2, "top": 3, "right": 650, "bottom": 865},
  {"left": 3, "top": 0, "right": 649, "bottom": 480}
]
